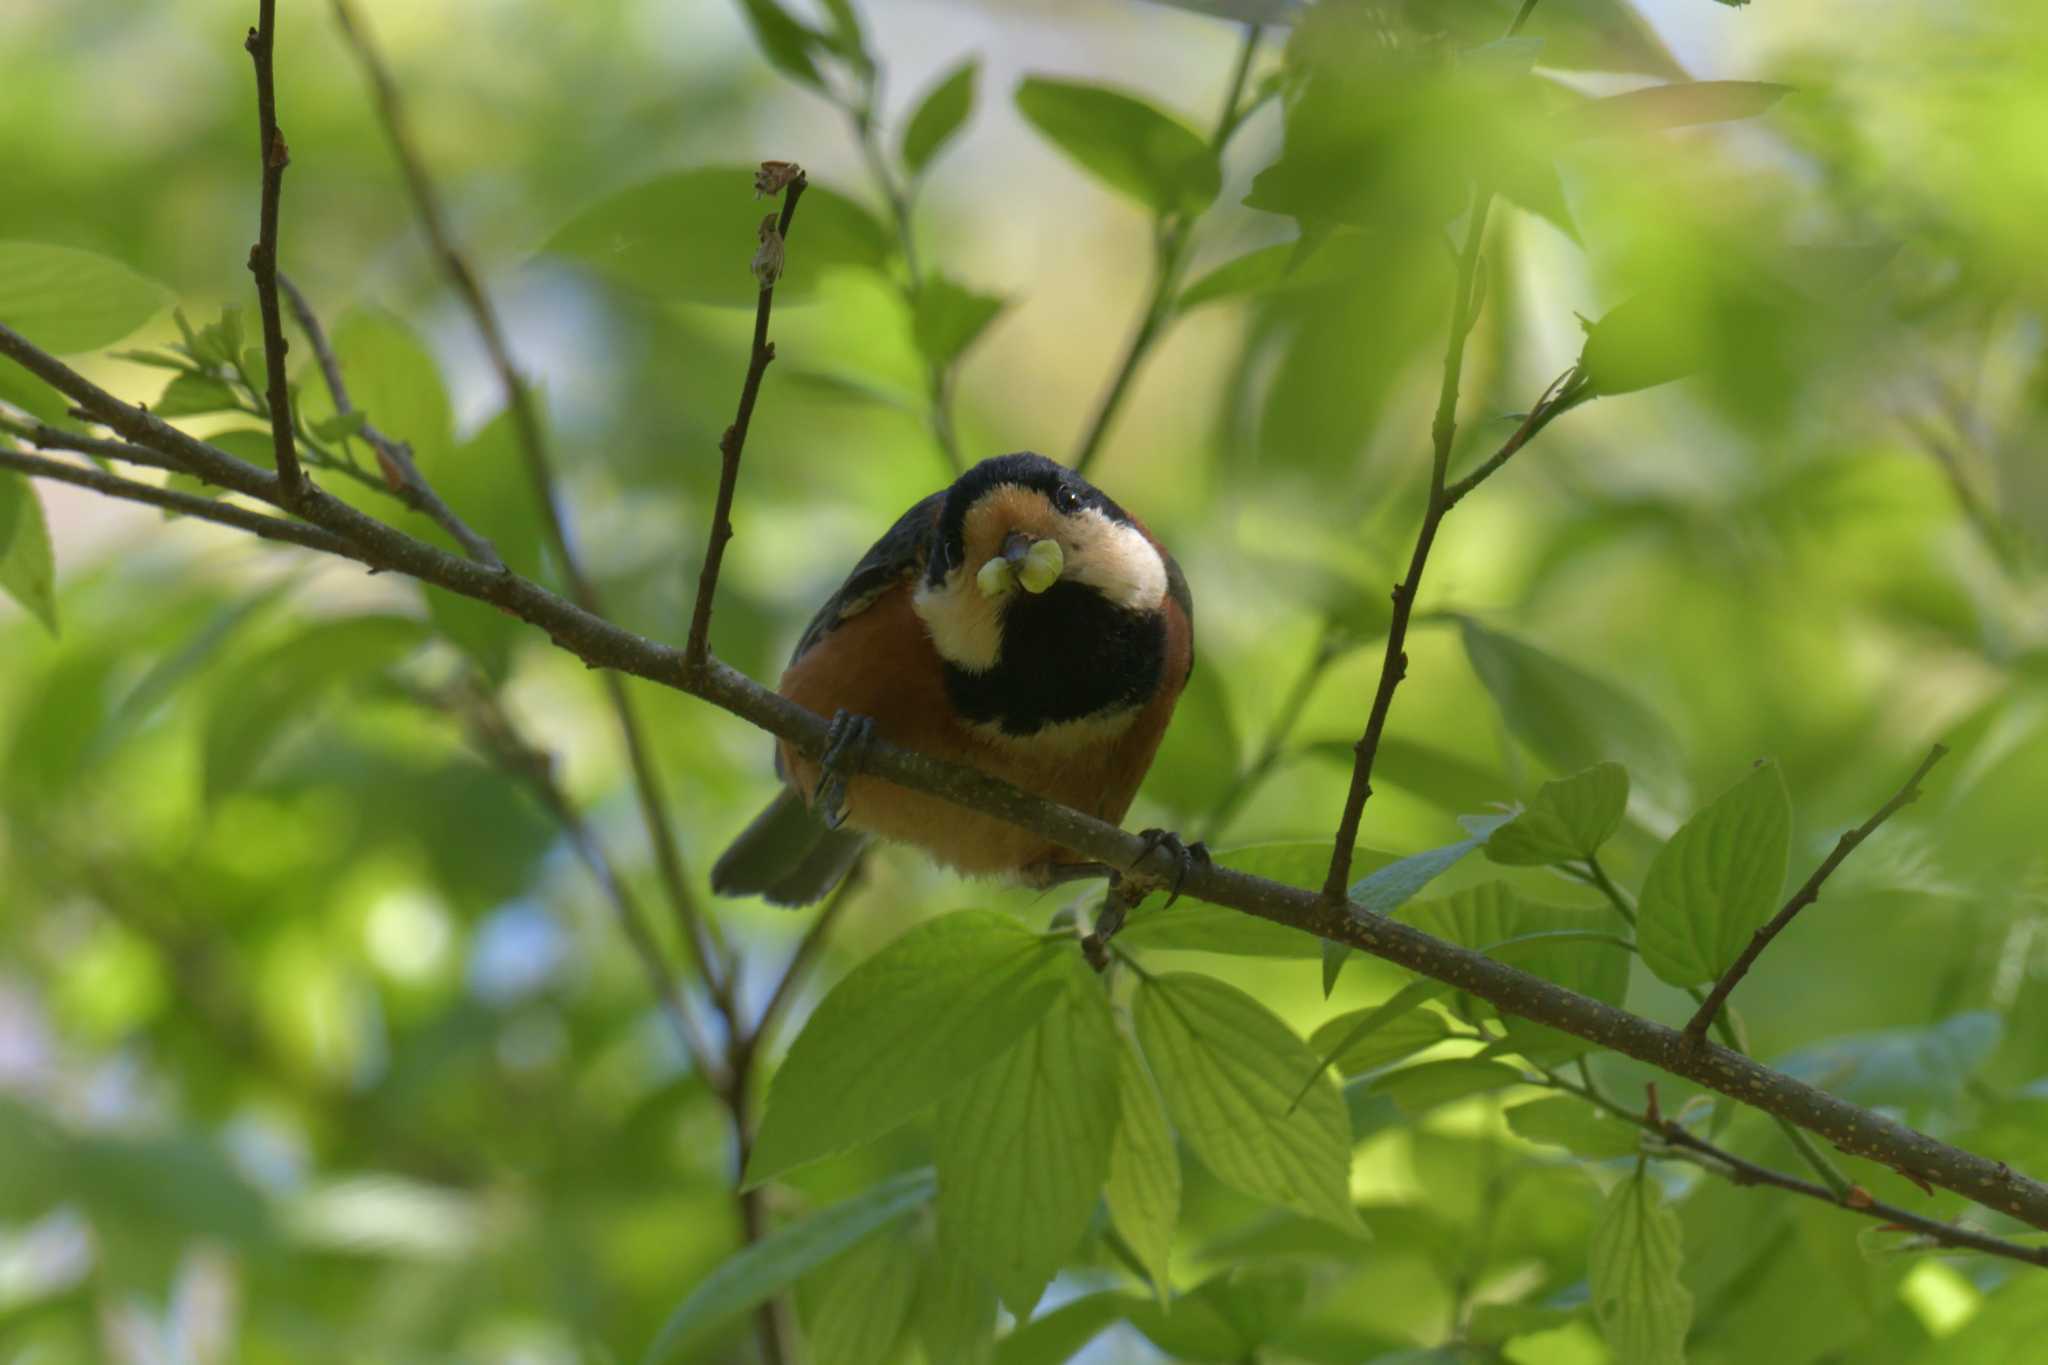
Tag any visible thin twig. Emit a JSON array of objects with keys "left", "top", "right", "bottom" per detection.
[
  {"left": 686, "top": 172, "right": 808, "bottom": 670},
  {"left": 1684, "top": 744, "right": 1950, "bottom": 1044},
  {"left": 278, "top": 272, "right": 503, "bottom": 567},
  {"left": 5, "top": 316, "right": 2047, "bottom": 1234},
  {"left": 242, "top": 0, "right": 304, "bottom": 501},
  {"left": 331, "top": 0, "right": 736, "bottom": 1024},
  {"left": 1071, "top": 22, "right": 1261, "bottom": 477}
]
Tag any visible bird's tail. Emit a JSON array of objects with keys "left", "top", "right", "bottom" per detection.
[{"left": 711, "top": 787, "right": 868, "bottom": 907}]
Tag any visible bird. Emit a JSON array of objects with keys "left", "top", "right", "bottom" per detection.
[{"left": 711, "top": 451, "right": 1196, "bottom": 907}]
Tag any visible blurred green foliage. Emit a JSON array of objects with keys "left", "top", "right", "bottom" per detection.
[{"left": 4, "top": 0, "right": 2048, "bottom": 1362}]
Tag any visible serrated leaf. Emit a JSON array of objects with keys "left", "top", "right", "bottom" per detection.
[
  {"left": 153, "top": 372, "right": 240, "bottom": 417},
  {"left": 1506, "top": 1096, "right": 1641, "bottom": 1160},
  {"left": 747, "top": 911, "right": 1070, "bottom": 1186},
  {"left": 1590, "top": 1169, "right": 1692, "bottom": 1365},
  {"left": 1105, "top": 1033, "right": 1179, "bottom": 1304},
  {"left": 1460, "top": 619, "right": 1688, "bottom": 825},
  {"left": 0, "top": 241, "right": 172, "bottom": 353},
  {"left": 1015, "top": 77, "right": 1219, "bottom": 216},
  {"left": 913, "top": 276, "right": 1005, "bottom": 369},
  {"left": 544, "top": 168, "right": 890, "bottom": 309},
  {"left": 642, "top": 1168, "right": 935, "bottom": 1365},
  {"left": 1308, "top": 1003, "right": 1453, "bottom": 1077},
  {"left": 0, "top": 471, "right": 58, "bottom": 635},
  {"left": 1370, "top": 1059, "right": 1525, "bottom": 1116},
  {"left": 933, "top": 957, "right": 1121, "bottom": 1315},
  {"left": 1135, "top": 974, "right": 1359, "bottom": 1232},
  {"left": 1486, "top": 762, "right": 1630, "bottom": 866},
  {"left": 1565, "top": 80, "right": 1792, "bottom": 140},
  {"left": 903, "top": 58, "right": 979, "bottom": 176},
  {"left": 915, "top": 1250, "right": 996, "bottom": 1365},
  {"left": 1324, "top": 813, "right": 1512, "bottom": 995},
  {"left": 1636, "top": 761, "right": 1790, "bottom": 988},
  {"left": 807, "top": 1232, "right": 918, "bottom": 1365}
]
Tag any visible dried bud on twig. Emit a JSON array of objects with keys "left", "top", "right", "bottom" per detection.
[
  {"left": 751, "top": 214, "right": 785, "bottom": 290},
  {"left": 754, "top": 160, "right": 803, "bottom": 198}
]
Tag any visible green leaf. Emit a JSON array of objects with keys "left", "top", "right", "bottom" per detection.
[
  {"left": 1370, "top": 1059, "right": 1526, "bottom": 1116},
  {"left": 544, "top": 167, "right": 890, "bottom": 309},
  {"left": 1325, "top": 813, "right": 1512, "bottom": 995},
  {"left": 1135, "top": 973, "right": 1360, "bottom": 1232},
  {"left": 992, "top": 1291, "right": 1132, "bottom": 1365},
  {"left": 1141, "top": 657, "right": 1240, "bottom": 819},
  {"left": 736, "top": 0, "right": 828, "bottom": 89},
  {"left": 202, "top": 613, "right": 429, "bottom": 800},
  {"left": 1590, "top": 1168, "right": 1692, "bottom": 1365},
  {"left": 418, "top": 407, "right": 547, "bottom": 677},
  {"left": 153, "top": 371, "right": 240, "bottom": 417},
  {"left": 1124, "top": 1265, "right": 1309, "bottom": 1361},
  {"left": 1486, "top": 762, "right": 1630, "bottom": 866},
  {"left": 933, "top": 956, "right": 1121, "bottom": 1315},
  {"left": 1565, "top": 81, "right": 1792, "bottom": 140},
  {"left": 1578, "top": 288, "right": 1702, "bottom": 396},
  {"left": 807, "top": 1232, "right": 919, "bottom": 1365},
  {"left": 902, "top": 58, "right": 979, "bottom": 177},
  {"left": 642, "top": 1168, "right": 935, "bottom": 1365},
  {"left": 1308, "top": 1003, "right": 1453, "bottom": 1078},
  {"left": 1105, "top": 1033, "right": 1180, "bottom": 1304},
  {"left": 189, "top": 306, "right": 245, "bottom": 369},
  {"left": 1776, "top": 1011, "right": 2002, "bottom": 1115},
  {"left": 915, "top": 1250, "right": 996, "bottom": 1365},
  {"left": 1121, "top": 843, "right": 1380, "bottom": 958},
  {"left": 1506, "top": 1096, "right": 1642, "bottom": 1160},
  {"left": 0, "top": 471, "right": 58, "bottom": 635},
  {"left": 1176, "top": 239, "right": 1360, "bottom": 311},
  {"left": 1459, "top": 619, "right": 1689, "bottom": 824},
  {"left": 328, "top": 310, "right": 452, "bottom": 461},
  {"left": 746, "top": 910, "right": 1070, "bottom": 1186},
  {"left": 0, "top": 241, "right": 172, "bottom": 353},
  {"left": 1636, "top": 761, "right": 1791, "bottom": 988},
  {"left": 912, "top": 276, "right": 1005, "bottom": 368},
  {"left": 1468, "top": 1301, "right": 1583, "bottom": 1344},
  {"left": 1015, "top": 77, "right": 1219, "bottom": 216}
]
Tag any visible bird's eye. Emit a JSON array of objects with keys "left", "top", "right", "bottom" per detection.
[{"left": 1052, "top": 484, "right": 1082, "bottom": 514}]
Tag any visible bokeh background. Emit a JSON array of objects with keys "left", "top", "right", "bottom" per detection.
[{"left": 4, "top": 0, "right": 2048, "bottom": 1361}]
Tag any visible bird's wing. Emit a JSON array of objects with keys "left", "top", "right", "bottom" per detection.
[{"left": 787, "top": 489, "right": 946, "bottom": 667}]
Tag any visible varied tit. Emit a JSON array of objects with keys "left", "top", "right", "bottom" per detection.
[{"left": 712, "top": 451, "right": 1195, "bottom": 906}]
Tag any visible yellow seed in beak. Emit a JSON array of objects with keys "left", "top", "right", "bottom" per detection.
[
  {"left": 977, "top": 556, "right": 1016, "bottom": 598},
  {"left": 1018, "top": 538, "right": 1064, "bottom": 594}
]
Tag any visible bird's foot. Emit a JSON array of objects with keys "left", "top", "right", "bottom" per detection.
[
  {"left": 1131, "top": 827, "right": 1211, "bottom": 909},
  {"left": 1079, "top": 830, "right": 1209, "bottom": 971},
  {"left": 812, "top": 709, "right": 874, "bottom": 831}
]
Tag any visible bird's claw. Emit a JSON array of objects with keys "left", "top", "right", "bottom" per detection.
[
  {"left": 1133, "top": 827, "right": 1210, "bottom": 909},
  {"left": 812, "top": 709, "right": 874, "bottom": 831}
]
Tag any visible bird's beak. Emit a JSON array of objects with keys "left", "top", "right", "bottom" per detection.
[{"left": 1004, "top": 531, "right": 1065, "bottom": 594}]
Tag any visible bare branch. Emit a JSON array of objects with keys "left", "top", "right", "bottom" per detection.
[
  {"left": 1684, "top": 744, "right": 1951, "bottom": 1044},
  {"left": 278, "top": 272, "right": 502, "bottom": 567},
  {"left": 330, "top": 0, "right": 736, "bottom": 1020},
  {"left": 4, "top": 315, "right": 2046, "bottom": 1236},
  {"left": 242, "top": 0, "right": 305, "bottom": 501},
  {"left": 687, "top": 170, "right": 808, "bottom": 672}
]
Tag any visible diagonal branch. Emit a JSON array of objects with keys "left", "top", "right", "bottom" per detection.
[
  {"left": 278, "top": 272, "right": 502, "bottom": 567},
  {"left": 4, "top": 316, "right": 2046, "bottom": 1238},
  {"left": 242, "top": 0, "right": 305, "bottom": 502},
  {"left": 1684, "top": 743, "right": 1951, "bottom": 1043},
  {"left": 329, "top": 0, "right": 735, "bottom": 1015}
]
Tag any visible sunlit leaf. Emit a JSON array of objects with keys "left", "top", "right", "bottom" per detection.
[
  {"left": 1486, "top": 762, "right": 1630, "bottom": 866},
  {"left": 1308, "top": 1002, "right": 1454, "bottom": 1077},
  {"left": 153, "top": 371, "right": 239, "bottom": 417},
  {"left": 1636, "top": 761, "right": 1791, "bottom": 988},
  {"left": 1370, "top": 1059, "right": 1525, "bottom": 1116},
  {"left": 1506, "top": 1096, "right": 1642, "bottom": 1160},
  {"left": 1105, "top": 1033, "right": 1180, "bottom": 1303},
  {"left": 915, "top": 1249, "right": 997, "bottom": 1365},
  {"left": 544, "top": 167, "right": 890, "bottom": 308},
  {"left": 643, "top": 1169, "right": 936, "bottom": 1365},
  {"left": 1124, "top": 1265, "right": 1310, "bottom": 1360},
  {"left": 1015, "top": 77, "right": 1219, "bottom": 216},
  {"left": 807, "top": 1232, "right": 919, "bottom": 1365},
  {"left": 1135, "top": 973, "right": 1360, "bottom": 1232},
  {"left": 1590, "top": 1168, "right": 1692, "bottom": 1365},
  {"left": 903, "top": 58, "right": 979, "bottom": 177},
  {"left": 992, "top": 1291, "right": 1132, "bottom": 1365},
  {"left": 0, "top": 471, "right": 57, "bottom": 634},
  {"left": 933, "top": 956, "right": 1121, "bottom": 1315},
  {"left": 0, "top": 241, "right": 171, "bottom": 353},
  {"left": 746, "top": 911, "right": 1070, "bottom": 1185}
]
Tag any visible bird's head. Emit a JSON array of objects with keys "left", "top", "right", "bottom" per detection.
[{"left": 913, "top": 452, "right": 1169, "bottom": 675}]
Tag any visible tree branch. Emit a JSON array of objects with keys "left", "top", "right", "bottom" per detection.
[
  {"left": 5, "top": 316, "right": 2046, "bottom": 1237},
  {"left": 1684, "top": 743, "right": 1951, "bottom": 1044},
  {"left": 686, "top": 169, "right": 807, "bottom": 672},
  {"left": 278, "top": 271, "right": 502, "bottom": 567},
  {"left": 242, "top": 0, "right": 305, "bottom": 502},
  {"left": 330, "top": 0, "right": 737, "bottom": 1024}
]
